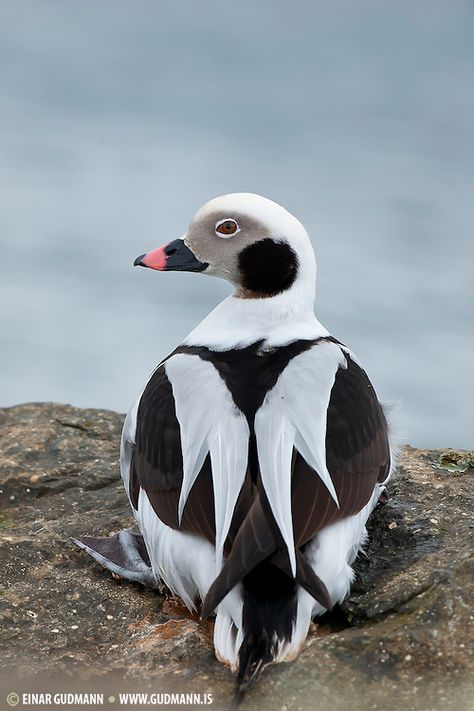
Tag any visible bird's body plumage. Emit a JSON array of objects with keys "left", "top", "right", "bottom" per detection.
[{"left": 74, "top": 193, "right": 393, "bottom": 693}]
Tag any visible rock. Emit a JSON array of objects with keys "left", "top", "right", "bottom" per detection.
[{"left": 0, "top": 403, "right": 473, "bottom": 710}]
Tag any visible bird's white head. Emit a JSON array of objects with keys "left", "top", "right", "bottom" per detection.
[{"left": 135, "top": 193, "right": 317, "bottom": 308}]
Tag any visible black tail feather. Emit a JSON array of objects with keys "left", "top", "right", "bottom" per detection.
[
  {"left": 234, "top": 560, "right": 297, "bottom": 703},
  {"left": 234, "top": 635, "right": 271, "bottom": 705}
]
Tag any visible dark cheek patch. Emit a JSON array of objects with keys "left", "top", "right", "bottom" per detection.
[{"left": 238, "top": 239, "right": 299, "bottom": 296}]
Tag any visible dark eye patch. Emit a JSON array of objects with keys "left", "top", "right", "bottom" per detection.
[{"left": 238, "top": 239, "right": 298, "bottom": 296}]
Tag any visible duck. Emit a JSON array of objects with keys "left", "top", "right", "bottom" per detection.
[{"left": 74, "top": 192, "right": 393, "bottom": 699}]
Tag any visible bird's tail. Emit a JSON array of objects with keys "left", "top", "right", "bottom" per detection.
[{"left": 233, "top": 560, "right": 298, "bottom": 704}]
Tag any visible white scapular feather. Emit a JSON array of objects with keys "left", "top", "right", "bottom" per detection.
[
  {"left": 165, "top": 354, "right": 250, "bottom": 571},
  {"left": 254, "top": 341, "right": 347, "bottom": 575}
]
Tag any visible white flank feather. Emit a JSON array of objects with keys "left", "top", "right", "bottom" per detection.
[{"left": 120, "top": 395, "right": 141, "bottom": 512}]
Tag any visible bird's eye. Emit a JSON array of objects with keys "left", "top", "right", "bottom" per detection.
[{"left": 215, "top": 218, "right": 240, "bottom": 238}]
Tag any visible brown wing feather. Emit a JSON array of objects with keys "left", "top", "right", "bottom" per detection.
[
  {"left": 201, "top": 493, "right": 276, "bottom": 618},
  {"left": 131, "top": 362, "right": 216, "bottom": 544}
]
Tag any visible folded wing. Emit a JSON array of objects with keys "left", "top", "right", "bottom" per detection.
[
  {"left": 129, "top": 339, "right": 390, "bottom": 614},
  {"left": 130, "top": 353, "right": 250, "bottom": 573}
]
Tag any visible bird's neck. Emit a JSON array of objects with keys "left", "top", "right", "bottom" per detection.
[{"left": 183, "top": 281, "right": 328, "bottom": 351}]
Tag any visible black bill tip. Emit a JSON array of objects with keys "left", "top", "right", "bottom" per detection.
[{"left": 134, "top": 254, "right": 147, "bottom": 267}]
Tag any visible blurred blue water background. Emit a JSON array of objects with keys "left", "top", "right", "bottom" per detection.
[{"left": 0, "top": 1, "right": 473, "bottom": 448}]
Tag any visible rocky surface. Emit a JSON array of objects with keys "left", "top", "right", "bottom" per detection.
[{"left": 0, "top": 402, "right": 473, "bottom": 710}]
